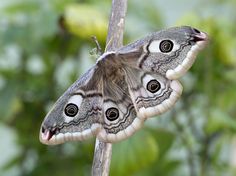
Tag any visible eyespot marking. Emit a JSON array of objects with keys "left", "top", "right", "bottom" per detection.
[
  {"left": 159, "top": 40, "right": 173, "bottom": 53},
  {"left": 146, "top": 79, "right": 161, "bottom": 93},
  {"left": 148, "top": 39, "right": 178, "bottom": 54},
  {"left": 105, "top": 107, "right": 119, "bottom": 121},
  {"left": 64, "top": 103, "right": 78, "bottom": 117}
]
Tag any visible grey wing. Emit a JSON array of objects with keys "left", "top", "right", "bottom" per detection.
[
  {"left": 39, "top": 26, "right": 209, "bottom": 145},
  {"left": 115, "top": 26, "right": 208, "bottom": 119},
  {"left": 39, "top": 65, "right": 144, "bottom": 144},
  {"left": 97, "top": 69, "right": 144, "bottom": 143},
  {"left": 96, "top": 65, "right": 182, "bottom": 143},
  {"left": 39, "top": 66, "right": 104, "bottom": 145},
  {"left": 123, "top": 66, "right": 182, "bottom": 119},
  {"left": 118, "top": 26, "right": 208, "bottom": 80}
]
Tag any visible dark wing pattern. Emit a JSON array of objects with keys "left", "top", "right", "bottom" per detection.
[
  {"left": 40, "top": 67, "right": 104, "bottom": 145},
  {"left": 118, "top": 26, "right": 208, "bottom": 79},
  {"left": 123, "top": 66, "right": 182, "bottom": 119},
  {"left": 40, "top": 26, "right": 208, "bottom": 144},
  {"left": 97, "top": 68, "right": 144, "bottom": 142}
]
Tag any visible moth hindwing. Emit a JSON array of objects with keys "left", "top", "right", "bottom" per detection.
[{"left": 40, "top": 26, "right": 208, "bottom": 145}]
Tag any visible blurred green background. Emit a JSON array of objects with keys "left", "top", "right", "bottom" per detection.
[{"left": 0, "top": 0, "right": 236, "bottom": 175}]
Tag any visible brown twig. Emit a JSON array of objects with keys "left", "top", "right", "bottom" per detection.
[{"left": 91, "top": 0, "right": 127, "bottom": 175}]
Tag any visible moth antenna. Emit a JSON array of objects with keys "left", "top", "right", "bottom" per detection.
[
  {"left": 104, "top": 36, "right": 114, "bottom": 52},
  {"left": 91, "top": 36, "right": 103, "bottom": 56}
]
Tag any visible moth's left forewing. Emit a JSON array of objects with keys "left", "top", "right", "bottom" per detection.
[{"left": 40, "top": 66, "right": 103, "bottom": 145}]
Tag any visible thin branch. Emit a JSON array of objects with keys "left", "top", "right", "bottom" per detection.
[
  {"left": 106, "top": 0, "right": 127, "bottom": 51},
  {"left": 91, "top": 0, "right": 127, "bottom": 176}
]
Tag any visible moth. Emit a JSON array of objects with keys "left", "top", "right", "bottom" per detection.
[{"left": 40, "top": 26, "right": 208, "bottom": 145}]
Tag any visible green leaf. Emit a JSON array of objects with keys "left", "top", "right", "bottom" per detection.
[
  {"left": 110, "top": 130, "right": 159, "bottom": 176},
  {"left": 216, "top": 83, "right": 236, "bottom": 113},
  {"left": 0, "top": 83, "right": 22, "bottom": 121},
  {"left": 149, "top": 160, "right": 181, "bottom": 176},
  {"left": 149, "top": 128, "right": 175, "bottom": 159},
  {"left": 64, "top": 4, "right": 107, "bottom": 41},
  {"left": 2, "top": 0, "right": 39, "bottom": 14},
  {"left": 205, "top": 108, "right": 236, "bottom": 133}
]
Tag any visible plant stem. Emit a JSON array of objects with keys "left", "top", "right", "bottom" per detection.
[{"left": 91, "top": 0, "right": 127, "bottom": 175}]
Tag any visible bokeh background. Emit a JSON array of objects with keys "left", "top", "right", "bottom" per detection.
[{"left": 0, "top": 0, "right": 236, "bottom": 175}]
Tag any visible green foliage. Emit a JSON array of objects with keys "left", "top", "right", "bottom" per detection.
[
  {"left": 111, "top": 130, "right": 159, "bottom": 176},
  {"left": 0, "top": 0, "right": 236, "bottom": 176},
  {"left": 64, "top": 4, "right": 108, "bottom": 41}
]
